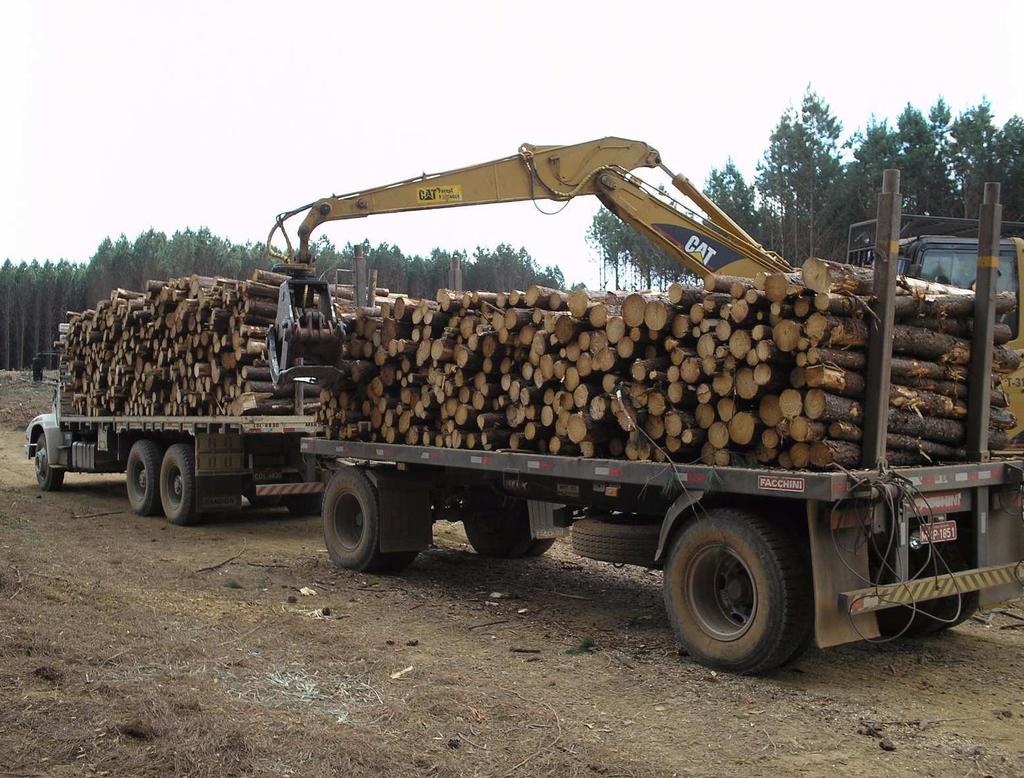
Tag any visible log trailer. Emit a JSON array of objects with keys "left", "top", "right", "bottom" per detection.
[
  {"left": 25, "top": 362, "right": 323, "bottom": 525},
  {"left": 270, "top": 140, "right": 1024, "bottom": 673}
]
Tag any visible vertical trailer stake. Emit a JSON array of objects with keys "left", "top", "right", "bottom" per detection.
[
  {"left": 861, "top": 169, "right": 902, "bottom": 469},
  {"left": 968, "top": 182, "right": 1002, "bottom": 567},
  {"left": 966, "top": 182, "right": 1003, "bottom": 461},
  {"left": 354, "top": 244, "right": 369, "bottom": 309}
]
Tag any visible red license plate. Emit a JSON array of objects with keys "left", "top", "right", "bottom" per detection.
[{"left": 918, "top": 519, "right": 957, "bottom": 544}]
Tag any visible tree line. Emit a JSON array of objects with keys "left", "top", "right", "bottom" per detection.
[
  {"left": 6, "top": 89, "right": 1020, "bottom": 369},
  {"left": 0, "top": 229, "right": 564, "bottom": 370},
  {"left": 588, "top": 90, "right": 1024, "bottom": 289}
]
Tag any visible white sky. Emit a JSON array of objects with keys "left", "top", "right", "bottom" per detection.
[{"left": 2, "top": 0, "right": 1022, "bottom": 287}]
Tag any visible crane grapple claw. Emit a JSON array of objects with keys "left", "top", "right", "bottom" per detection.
[{"left": 267, "top": 276, "right": 347, "bottom": 387}]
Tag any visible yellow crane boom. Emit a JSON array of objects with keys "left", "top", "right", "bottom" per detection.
[{"left": 268, "top": 137, "right": 792, "bottom": 279}]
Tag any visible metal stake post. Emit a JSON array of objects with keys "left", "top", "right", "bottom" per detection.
[
  {"left": 294, "top": 375, "right": 304, "bottom": 415},
  {"left": 354, "top": 245, "right": 368, "bottom": 308},
  {"left": 861, "top": 169, "right": 901, "bottom": 469},
  {"left": 966, "top": 182, "right": 1002, "bottom": 461},
  {"left": 449, "top": 254, "right": 463, "bottom": 294},
  {"left": 968, "top": 183, "right": 1002, "bottom": 568},
  {"left": 368, "top": 269, "right": 379, "bottom": 308}
]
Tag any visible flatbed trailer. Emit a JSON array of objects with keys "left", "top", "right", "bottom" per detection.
[
  {"left": 301, "top": 438, "right": 1024, "bottom": 672},
  {"left": 296, "top": 176, "right": 1024, "bottom": 673},
  {"left": 25, "top": 404, "right": 324, "bottom": 524}
]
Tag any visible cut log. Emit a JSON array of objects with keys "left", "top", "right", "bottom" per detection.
[{"left": 802, "top": 257, "right": 974, "bottom": 298}]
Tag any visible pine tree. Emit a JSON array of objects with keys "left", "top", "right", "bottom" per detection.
[
  {"left": 895, "top": 102, "right": 955, "bottom": 215},
  {"left": 0, "top": 259, "right": 11, "bottom": 369},
  {"left": 704, "top": 159, "right": 760, "bottom": 241},
  {"left": 842, "top": 117, "right": 899, "bottom": 230},
  {"left": 996, "top": 115, "right": 1024, "bottom": 221},
  {"left": 948, "top": 100, "right": 1001, "bottom": 217},
  {"left": 756, "top": 88, "right": 845, "bottom": 263}
]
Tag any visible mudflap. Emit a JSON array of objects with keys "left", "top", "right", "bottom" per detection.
[
  {"left": 197, "top": 475, "right": 243, "bottom": 512},
  {"left": 366, "top": 469, "right": 433, "bottom": 553},
  {"left": 527, "top": 500, "right": 571, "bottom": 539},
  {"left": 807, "top": 499, "right": 880, "bottom": 647},
  {"left": 195, "top": 433, "right": 245, "bottom": 512},
  {"left": 980, "top": 478, "right": 1024, "bottom": 606}
]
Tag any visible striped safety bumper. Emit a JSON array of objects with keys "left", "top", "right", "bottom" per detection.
[
  {"left": 253, "top": 482, "right": 325, "bottom": 497},
  {"left": 839, "top": 561, "right": 1024, "bottom": 614}
]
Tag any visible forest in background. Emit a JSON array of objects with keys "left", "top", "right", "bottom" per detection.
[
  {"left": 3, "top": 89, "right": 1022, "bottom": 369},
  {"left": 0, "top": 234, "right": 564, "bottom": 369},
  {"left": 588, "top": 90, "right": 1024, "bottom": 290}
]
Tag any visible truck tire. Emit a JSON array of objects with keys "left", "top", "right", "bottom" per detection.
[
  {"left": 663, "top": 508, "right": 814, "bottom": 674},
  {"left": 33, "top": 429, "right": 64, "bottom": 492},
  {"left": 571, "top": 517, "right": 659, "bottom": 566},
  {"left": 322, "top": 467, "right": 416, "bottom": 573},
  {"left": 876, "top": 543, "right": 979, "bottom": 638},
  {"left": 159, "top": 443, "right": 202, "bottom": 526},
  {"left": 462, "top": 500, "right": 554, "bottom": 559},
  {"left": 126, "top": 439, "right": 163, "bottom": 516},
  {"left": 285, "top": 492, "right": 323, "bottom": 517}
]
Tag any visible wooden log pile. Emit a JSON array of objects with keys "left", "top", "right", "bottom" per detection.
[
  {"left": 318, "top": 259, "right": 1019, "bottom": 469},
  {"left": 61, "top": 270, "right": 370, "bottom": 417}
]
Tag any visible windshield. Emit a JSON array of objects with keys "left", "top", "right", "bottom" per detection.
[{"left": 916, "top": 247, "right": 1019, "bottom": 338}]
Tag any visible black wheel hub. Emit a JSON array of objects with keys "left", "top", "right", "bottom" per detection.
[
  {"left": 133, "top": 461, "right": 147, "bottom": 492},
  {"left": 167, "top": 468, "right": 183, "bottom": 507},
  {"left": 332, "top": 493, "right": 365, "bottom": 550}
]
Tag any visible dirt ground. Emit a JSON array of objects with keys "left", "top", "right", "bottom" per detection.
[{"left": 2, "top": 371, "right": 1024, "bottom": 777}]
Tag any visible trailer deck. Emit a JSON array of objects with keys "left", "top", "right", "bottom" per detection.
[
  {"left": 301, "top": 438, "right": 1021, "bottom": 501},
  {"left": 59, "top": 414, "right": 321, "bottom": 435}
]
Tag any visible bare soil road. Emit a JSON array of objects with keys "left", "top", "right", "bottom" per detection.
[{"left": 2, "top": 373, "right": 1023, "bottom": 777}]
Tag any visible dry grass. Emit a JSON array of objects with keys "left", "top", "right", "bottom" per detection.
[{"left": 0, "top": 370, "right": 54, "bottom": 429}]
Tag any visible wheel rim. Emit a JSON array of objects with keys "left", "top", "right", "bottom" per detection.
[
  {"left": 131, "top": 460, "right": 147, "bottom": 494},
  {"left": 167, "top": 466, "right": 182, "bottom": 509},
  {"left": 35, "top": 446, "right": 48, "bottom": 479},
  {"left": 686, "top": 544, "right": 757, "bottom": 641},
  {"left": 332, "top": 493, "right": 365, "bottom": 550}
]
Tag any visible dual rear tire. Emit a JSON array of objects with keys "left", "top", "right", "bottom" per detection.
[
  {"left": 158, "top": 443, "right": 201, "bottom": 526},
  {"left": 126, "top": 440, "right": 163, "bottom": 516},
  {"left": 321, "top": 470, "right": 555, "bottom": 574},
  {"left": 125, "top": 439, "right": 201, "bottom": 526},
  {"left": 462, "top": 500, "right": 554, "bottom": 559},
  {"left": 662, "top": 508, "right": 814, "bottom": 675},
  {"left": 322, "top": 467, "right": 418, "bottom": 573},
  {"left": 128, "top": 438, "right": 316, "bottom": 526}
]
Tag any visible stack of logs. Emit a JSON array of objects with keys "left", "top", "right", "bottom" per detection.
[
  {"left": 319, "top": 257, "right": 1020, "bottom": 468},
  {"left": 60, "top": 270, "right": 384, "bottom": 417}
]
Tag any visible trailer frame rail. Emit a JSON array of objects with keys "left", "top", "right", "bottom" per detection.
[{"left": 301, "top": 439, "right": 1021, "bottom": 501}]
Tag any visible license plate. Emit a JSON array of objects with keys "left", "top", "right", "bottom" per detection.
[{"left": 918, "top": 519, "right": 957, "bottom": 544}]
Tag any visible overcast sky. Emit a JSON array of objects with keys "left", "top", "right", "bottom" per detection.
[{"left": 2, "top": 0, "right": 1021, "bottom": 287}]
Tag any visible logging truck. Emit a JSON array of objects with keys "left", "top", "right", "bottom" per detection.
[
  {"left": 21, "top": 140, "right": 1024, "bottom": 673},
  {"left": 267, "top": 140, "right": 1024, "bottom": 673},
  {"left": 25, "top": 371, "right": 323, "bottom": 525}
]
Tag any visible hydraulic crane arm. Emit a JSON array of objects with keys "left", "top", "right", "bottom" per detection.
[
  {"left": 268, "top": 137, "right": 791, "bottom": 280},
  {"left": 592, "top": 168, "right": 792, "bottom": 277}
]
